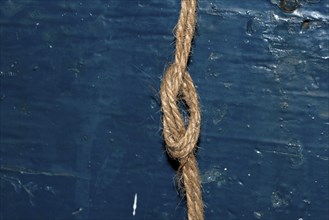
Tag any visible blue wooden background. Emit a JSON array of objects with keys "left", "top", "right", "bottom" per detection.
[{"left": 0, "top": 0, "right": 328, "bottom": 219}]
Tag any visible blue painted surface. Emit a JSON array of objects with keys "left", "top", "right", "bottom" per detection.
[{"left": 0, "top": 0, "right": 328, "bottom": 219}]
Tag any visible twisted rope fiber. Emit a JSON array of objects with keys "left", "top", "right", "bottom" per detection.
[{"left": 160, "top": 0, "right": 203, "bottom": 219}]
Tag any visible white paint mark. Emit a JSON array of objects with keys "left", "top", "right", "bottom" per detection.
[
  {"left": 72, "top": 207, "right": 83, "bottom": 215},
  {"left": 132, "top": 193, "right": 138, "bottom": 216}
]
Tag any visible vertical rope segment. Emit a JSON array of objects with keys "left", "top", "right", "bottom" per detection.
[{"left": 160, "top": 0, "right": 203, "bottom": 219}]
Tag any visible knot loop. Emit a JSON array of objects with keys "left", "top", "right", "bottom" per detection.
[{"left": 160, "top": 63, "right": 200, "bottom": 160}]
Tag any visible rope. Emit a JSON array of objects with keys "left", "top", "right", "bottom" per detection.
[{"left": 160, "top": 0, "right": 203, "bottom": 219}]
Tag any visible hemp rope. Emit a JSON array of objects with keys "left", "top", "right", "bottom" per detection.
[{"left": 160, "top": 0, "right": 203, "bottom": 219}]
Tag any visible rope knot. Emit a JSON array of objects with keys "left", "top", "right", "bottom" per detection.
[
  {"left": 160, "top": 0, "right": 204, "bottom": 219},
  {"left": 160, "top": 63, "right": 200, "bottom": 160}
]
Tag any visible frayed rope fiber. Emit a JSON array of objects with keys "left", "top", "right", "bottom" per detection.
[{"left": 160, "top": 0, "right": 204, "bottom": 219}]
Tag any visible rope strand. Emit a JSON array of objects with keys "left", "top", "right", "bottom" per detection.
[{"left": 160, "top": 0, "right": 203, "bottom": 219}]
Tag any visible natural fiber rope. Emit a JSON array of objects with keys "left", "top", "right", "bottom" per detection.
[{"left": 160, "top": 0, "right": 203, "bottom": 219}]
